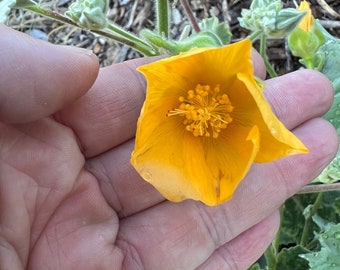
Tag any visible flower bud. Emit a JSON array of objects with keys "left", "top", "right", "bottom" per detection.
[
  {"left": 238, "top": 0, "right": 306, "bottom": 37},
  {"left": 288, "top": 1, "right": 326, "bottom": 69},
  {"left": 65, "top": 0, "right": 108, "bottom": 30}
]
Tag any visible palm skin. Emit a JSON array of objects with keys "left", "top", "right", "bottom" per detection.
[{"left": 0, "top": 24, "right": 338, "bottom": 270}]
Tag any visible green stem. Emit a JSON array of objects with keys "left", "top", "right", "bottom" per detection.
[
  {"left": 273, "top": 206, "right": 285, "bottom": 251},
  {"left": 264, "top": 243, "right": 277, "bottom": 270},
  {"left": 299, "top": 192, "right": 324, "bottom": 246},
  {"left": 106, "top": 23, "right": 151, "bottom": 47},
  {"left": 248, "top": 30, "right": 262, "bottom": 42},
  {"left": 105, "top": 23, "right": 156, "bottom": 55},
  {"left": 96, "top": 28, "right": 157, "bottom": 56},
  {"left": 25, "top": 5, "right": 79, "bottom": 27},
  {"left": 260, "top": 34, "right": 277, "bottom": 78},
  {"left": 155, "top": 0, "right": 169, "bottom": 38},
  {"left": 24, "top": 5, "right": 156, "bottom": 56},
  {"left": 264, "top": 206, "right": 285, "bottom": 270}
]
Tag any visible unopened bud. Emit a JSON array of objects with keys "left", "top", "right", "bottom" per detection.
[
  {"left": 239, "top": 0, "right": 306, "bottom": 37},
  {"left": 288, "top": 1, "right": 326, "bottom": 69},
  {"left": 66, "top": 0, "right": 108, "bottom": 30}
]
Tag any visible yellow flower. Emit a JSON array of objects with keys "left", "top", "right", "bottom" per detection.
[
  {"left": 298, "top": 0, "right": 313, "bottom": 32},
  {"left": 131, "top": 39, "right": 308, "bottom": 206}
]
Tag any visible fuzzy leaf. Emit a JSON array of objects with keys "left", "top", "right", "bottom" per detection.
[
  {"left": 198, "top": 17, "right": 231, "bottom": 45},
  {"left": 314, "top": 154, "right": 340, "bottom": 184},
  {"left": 279, "top": 192, "right": 340, "bottom": 247},
  {"left": 279, "top": 194, "right": 318, "bottom": 245},
  {"left": 300, "top": 220, "right": 340, "bottom": 269},
  {"left": 319, "top": 40, "right": 340, "bottom": 94},
  {"left": 0, "top": 0, "right": 16, "bottom": 23},
  {"left": 277, "top": 246, "right": 310, "bottom": 270},
  {"left": 324, "top": 93, "right": 340, "bottom": 130},
  {"left": 315, "top": 93, "right": 340, "bottom": 184}
]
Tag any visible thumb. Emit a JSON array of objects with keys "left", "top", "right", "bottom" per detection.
[{"left": 0, "top": 24, "right": 99, "bottom": 123}]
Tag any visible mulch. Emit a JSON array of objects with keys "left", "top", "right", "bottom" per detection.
[{"left": 6, "top": 0, "right": 340, "bottom": 75}]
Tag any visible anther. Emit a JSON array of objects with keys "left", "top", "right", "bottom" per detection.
[{"left": 167, "top": 84, "right": 233, "bottom": 138}]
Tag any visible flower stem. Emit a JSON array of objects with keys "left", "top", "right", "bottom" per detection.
[
  {"left": 24, "top": 5, "right": 156, "bottom": 56},
  {"left": 180, "top": 0, "right": 200, "bottom": 33},
  {"left": 25, "top": 5, "right": 78, "bottom": 27},
  {"left": 98, "top": 27, "right": 157, "bottom": 56},
  {"left": 105, "top": 23, "right": 156, "bottom": 55},
  {"left": 260, "top": 34, "right": 277, "bottom": 78},
  {"left": 155, "top": 0, "right": 169, "bottom": 38},
  {"left": 299, "top": 192, "right": 324, "bottom": 246},
  {"left": 248, "top": 30, "right": 262, "bottom": 42},
  {"left": 264, "top": 206, "right": 286, "bottom": 270},
  {"left": 264, "top": 243, "right": 277, "bottom": 270},
  {"left": 298, "top": 182, "right": 340, "bottom": 194}
]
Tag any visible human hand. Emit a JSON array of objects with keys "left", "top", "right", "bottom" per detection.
[{"left": 0, "top": 24, "right": 337, "bottom": 269}]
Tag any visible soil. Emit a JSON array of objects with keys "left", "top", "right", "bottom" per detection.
[{"left": 6, "top": 0, "right": 340, "bottom": 75}]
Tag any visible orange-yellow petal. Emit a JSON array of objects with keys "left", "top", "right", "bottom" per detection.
[
  {"left": 236, "top": 73, "right": 309, "bottom": 162},
  {"left": 131, "top": 39, "right": 308, "bottom": 205},
  {"left": 298, "top": 0, "right": 313, "bottom": 32},
  {"left": 131, "top": 120, "right": 260, "bottom": 205}
]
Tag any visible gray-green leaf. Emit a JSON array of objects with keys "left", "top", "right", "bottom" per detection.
[
  {"left": 0, "top": 0, "right": 16, "bottom": 23},
  {"left": 300, "top": 221, "right": 340, "bottom": 269},
  {"left": 198, "top": 17, "right": 231, "bottom": 45}
]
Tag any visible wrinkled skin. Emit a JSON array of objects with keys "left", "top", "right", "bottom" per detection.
[{"left": 0, "top": 24, "right": 338, "bottom": 270}]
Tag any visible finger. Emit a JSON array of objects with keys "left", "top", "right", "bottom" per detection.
[
  {"left": 0, "top": 25, "right": 99, "bottom": 123},
  {"left": 264, "top": 69, "right": 333, "bottom": 129},
  {"left": 27, "top": 171, "right": 121, "bottom": 269},
  {"left": 252, "top": 49, "right": 266, "bottom": 80},
  {"left": 85, "top": 139, "right": 164, "bottom": 218},
  {"left": 0, "top": 118, "right": 86, "bottom": 267},
  {"left": 196, "top": 210, "right": 280, "bottom": 270},
  {"left": 55, "top": 57, "right": 152, "bottom": 157},
  {"left": 56, "top": 52, "right": 265, "bottom": 158},
  {"left": 116, "top": 118, "right": 337, "bottom": 270}
]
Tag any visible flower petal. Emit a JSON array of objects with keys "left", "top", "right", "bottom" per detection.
[
  {"left": 137, "top": 39, "right": 254, "bottom": 92},
  {"left": 298, "top": 0, "right": 313, "bottom": 32},
  {"left": 131, "top": 121, "right": 260, "bottom": 205},
  {"left": 237, "top": 73, "right": 309, "bottom": 162},
  {"left": 131, "top": 39, "right": 308, "bottom": 206}
]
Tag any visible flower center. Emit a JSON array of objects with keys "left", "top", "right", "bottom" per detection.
[{"left": 167, "top": 84, "right": 234, "bottom": 138}]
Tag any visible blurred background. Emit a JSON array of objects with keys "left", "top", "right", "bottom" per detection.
[{"left": 5, "top": 0, "right": 340, "bottom": 74}]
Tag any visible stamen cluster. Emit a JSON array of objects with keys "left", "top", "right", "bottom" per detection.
[{"left": 167, "top": 84, "right": 233, "bottom": 138}]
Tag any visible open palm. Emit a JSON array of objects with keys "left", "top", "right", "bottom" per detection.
[{"left": 0, "top": 25, "right": 337, "bottom": 270}]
